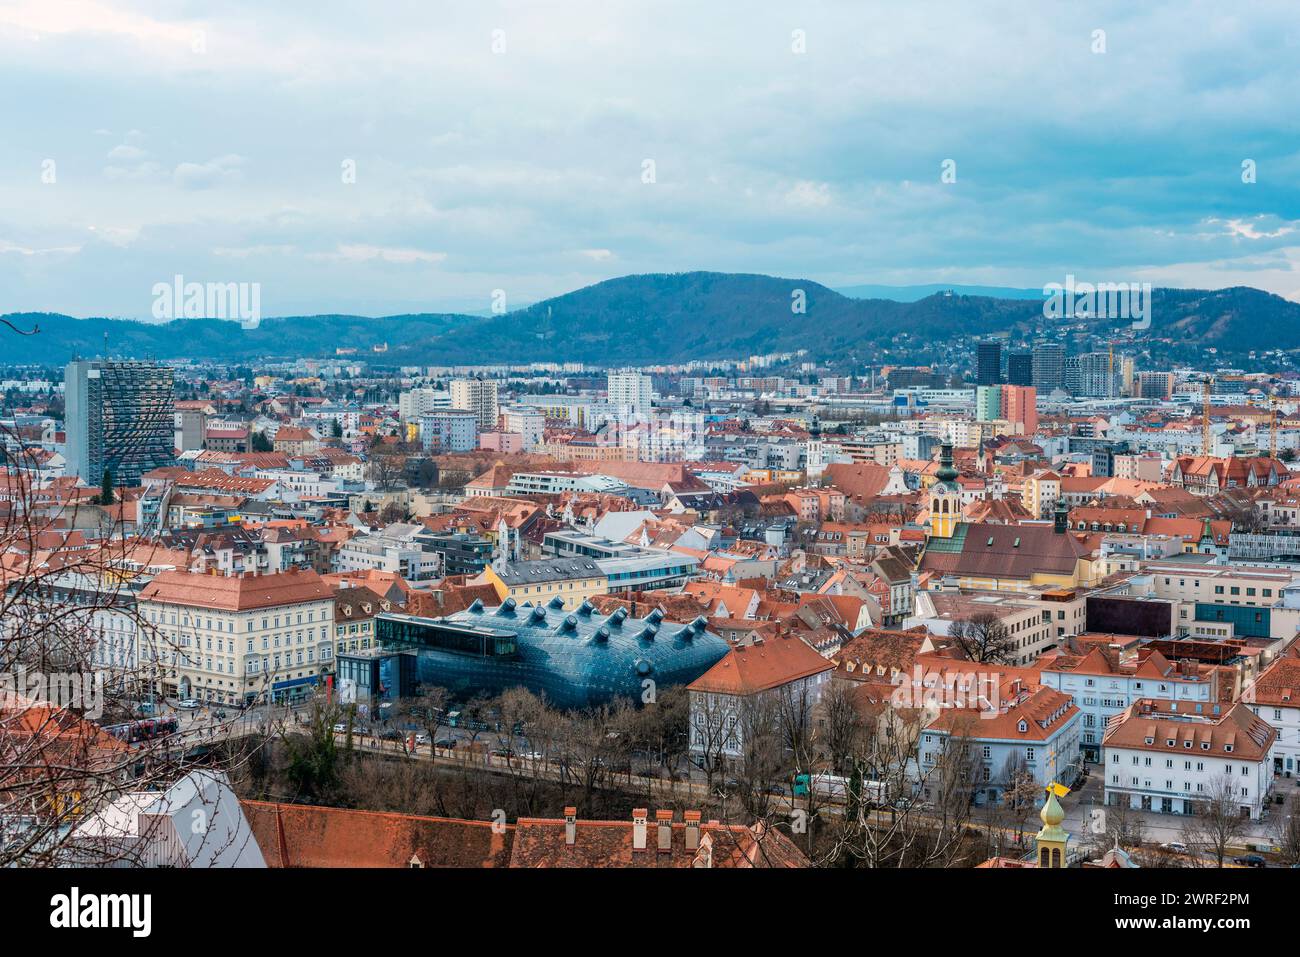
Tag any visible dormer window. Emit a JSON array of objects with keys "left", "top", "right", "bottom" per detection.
[
  {"left": 1200, "top": 742, "right": 1210, "bottom": 750},
  {"left": 1224, "top": 744, "right": 1233, "bottom": 753},
  {"left": 1018, "top": 720, "right": 1028, "bottom": 733}
]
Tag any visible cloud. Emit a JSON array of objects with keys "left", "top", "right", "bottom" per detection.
[
  {"left": 2, "top": 0, "right": 1299, "bottom": 315},
  {"left": 172, "top": 154, "right": 246, "bottom": 190},
  {"left": 320, "top": 244, "right": 447, "bottom": 265},
  {"left": 784, "top": 180, "right": 831, "bottom": 208}
]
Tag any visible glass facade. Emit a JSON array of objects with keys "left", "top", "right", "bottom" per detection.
[{"left": 375, "top": 603, "right": 728, "bottom": 709}]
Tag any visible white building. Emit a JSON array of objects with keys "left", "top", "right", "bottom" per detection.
[
  {"left": 336, "top": 524, "right": 441, "bottom": 581},
  {"left": 398, "top": 387, "right": 450, "bottom": 423},
  {"left": 687, "top": 635, "right": 834, "bottom": 760},
  {"left": 1244, "top": 650, "right": 1300, "bottom": 779},
  {"left": 607, "top": 371, "right": 654, "bottom": 417},
  {"left": 449, "top": 378, "right": 500, "bottom": 431},
  {"left": 917, "top": 683, "right": 1082, "bottom": 806},
  {"left": 503, "top": 408, "right": 546, "bottom": 450},
  {"left": 67, "top": 770, "right": 265, "bottom": 868},
  {"left": 1102, "top": 699, "right": 1275, "bottom": 819},
  {"left": 420, "top": 409, "right": 478, "bottom": 453},
  {"left": 1039, "top": 646, "right": 1220, "bottom": 762}
]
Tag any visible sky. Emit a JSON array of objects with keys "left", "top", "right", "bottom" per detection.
[{"left": 1, "top": 0, "right": 1298, "bottom": 319}]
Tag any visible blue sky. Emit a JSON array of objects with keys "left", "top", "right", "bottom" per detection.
[{"left": 1, "top": 0, "right": 1298, "bottom": 318}]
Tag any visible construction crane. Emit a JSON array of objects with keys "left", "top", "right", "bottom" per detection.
[{"left": 1202, "top": 378, "right": 1213, "bottom": 456}]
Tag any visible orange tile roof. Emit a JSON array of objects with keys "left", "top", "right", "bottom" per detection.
[
  {"left": 139, "top": 568, "right": 333, "bottom": 611},
  {"left": 1102, "top": 699, "right": 1274, "bottom": 760},
  {"left": 687, "top": 634, "right": 833, "bottom": 695},
  {"left": 241, "top": 801, "right": 514, "bottom": 867}
]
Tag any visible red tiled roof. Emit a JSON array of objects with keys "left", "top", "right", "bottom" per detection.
[{"left": 139, "top": 568, "right": 333, "bottom": 611}]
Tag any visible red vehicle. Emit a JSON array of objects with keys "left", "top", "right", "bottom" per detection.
[{"left": 104, "top": 717, "right": 180, "bottom": 744}]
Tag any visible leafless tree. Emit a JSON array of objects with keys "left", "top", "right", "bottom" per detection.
[
  {"left": 818, "top": 679, "right": 867, "bottom": 775},
  {"left": 1081, "top": 796, "right": 1149, "bottom": 864},
  {"left": 1180, "top": 774, "right": 1250, "bottom": 867},
  {"left": 947, "top": 613, "right": 1014, "bottom": 664},
  {"left": 0, "top": 406, "right": 276, "bottom": 866},
  {"left": 687, "top": 690, "right": 732, "bottom": 795},
  {"left": 1269, "top": 792, "right": 1300, "bottom": 867}
]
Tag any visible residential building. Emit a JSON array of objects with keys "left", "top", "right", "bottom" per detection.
[
  {"left": 450, "top": 378, "right": 500, "bottom": 431},
  {"left": 1040, "top": 647, "right": 1220, "bottom": 762},
  {"left": 420, "top": 409, "right": 478, "bottom": 453},
  {"left": 687, "top": 634, "right": 835, "bottom": 760},
  {"left": 607, "top": 371, "right": 654, "bottom": 417},
  {"left": 1244, "top": 649, "right": 1300, "bottom": 778},
  {"left": 1102, "top": 699, "right": 1275, "bottom": 819},
  {"left": 918, "top": 683, "right": 1082, "bottom": 806}
]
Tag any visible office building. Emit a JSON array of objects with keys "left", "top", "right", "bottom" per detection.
[
  {"left": 1007, "top": 352, "right": 1033, "bottom": 386},
  {"left": 1031, "top": 342, "right": 1066, "bottom": 394},
  {"left": 975, "top": 342, "right": 1002, "bottom": 386},
  {"left": 65, "top": 359, "right": 175, "bottom": 486}
]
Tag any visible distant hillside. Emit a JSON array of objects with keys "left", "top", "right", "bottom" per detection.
[
  {"left": 835, "top": 283, "right": 1045, "bottom": 302},
  {"left": 4, "top": 273, "right": 1298, "bottom": 367}
]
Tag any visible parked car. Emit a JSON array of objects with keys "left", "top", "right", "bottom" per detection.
[
  {"left": 177, "top": 699, "right": 202, "bottom": 710},
  {"left": 414, "top": 732, "right": 430, "bottom": 745},
  {"left": 435, "top": 738, "right": 457, "bottom": 750},
  {"left": 332, "top": 723, "right": 348, "bottom": 734},
  {"left": 1159, "top": 841, "right": 1188, "bottom": 854},
  {"left": 1233, "top": 854, "right": 1266, "bottom": 868},
  {"left": 213, "top": 710, "right": 228, "bottom": 720},
  {"left": 892, "top": 797, "right": 915, "bottom": 811}
]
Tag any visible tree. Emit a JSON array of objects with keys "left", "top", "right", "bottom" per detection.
[
  {"left": 999, "top": 752, "right": 1040, "bottom": 846},
  {"left": 687, "top": 690, "right": 732, "bottom": 795},
  {"left": 947, "top": 613, "right": 1015, "bottom": 664},
  {"left": 98, "top": 469, "right": 114, "bottom": 506},
  {"left": 281, "top": 692, "right": 344, "bottom": 802},
  {"left": 818, "top": 679, "right": 867, "bottom": 776},
  {"left": 251, "top": 430, "right": 273, "bottom": 452},
  {"left": 331, "top": 419, "right": 343, "bottom": 438},
  {"left": 1180, "top": 774, "right": 1250, "bottom": 867},
  {"left": 1269, "top": 793, "right": 1300, "bottom": 866}
]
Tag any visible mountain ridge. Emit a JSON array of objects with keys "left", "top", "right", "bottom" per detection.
[{"left": 3, "top": 272, "right": 1297, "bottom": 367}]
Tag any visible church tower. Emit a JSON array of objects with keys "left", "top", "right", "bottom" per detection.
[
  {"left": 928, "top": 442, "right": 961, "bottom": 539},
  {"left": 1035, "top": 785, "right": 1070, "bottom": 868}
]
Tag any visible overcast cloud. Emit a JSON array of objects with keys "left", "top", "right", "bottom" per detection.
[{"left": 1, "top": 0, "right": 1298, "bottom": 317}]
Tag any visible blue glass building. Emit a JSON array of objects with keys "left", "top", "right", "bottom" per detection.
[{"left": 374, "top": 598, "right": 729, "bottom": 709}]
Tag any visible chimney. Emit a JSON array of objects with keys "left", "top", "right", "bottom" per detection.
[
  {"left": 564, "top": 806, "right": 577, "bottom": 846},
  {"left": 632, "top": 808, "right": 648, "bottom": 851},
  {"left": 656, "top": 810, "right": 673, "bottom": 853},
  {"left": 684, "top": 810, "right": 701, "bottom": 851}
]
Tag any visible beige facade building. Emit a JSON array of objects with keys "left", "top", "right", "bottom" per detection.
[{"left": 138, "top": 568, "right": 336, "bottom": 706}]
